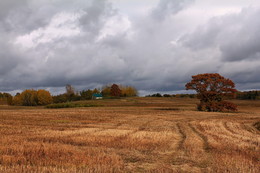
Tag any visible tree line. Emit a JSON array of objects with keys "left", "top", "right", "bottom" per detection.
[
  {"left": 146, "top": 91, "right": 260, "bottom": 100},
  {"left": 146, "top": 93, "right": 196, "bottom": 98},
  {"left": 236, "top": 90, "right": 260, "bottom": 100},
  {"left": 53, "top": 84, "right": 138, "bottom": 103},
  {"left": 1, "top": 84, "right": 138, "bottom": 106}
]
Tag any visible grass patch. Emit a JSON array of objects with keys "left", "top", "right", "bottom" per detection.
[
  {"left": 154, "top": 108, "right": 181, "bottom": 111},
  {"left": 46, "top": 102, "right": 103, "bottom": 109}
]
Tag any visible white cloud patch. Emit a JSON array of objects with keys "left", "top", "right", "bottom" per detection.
[
  {"left": 97, "top": 14, "right": 132, "bottom": 41},
  {"left": 15, "top": 12, "right": 82, "bottom": 48}
]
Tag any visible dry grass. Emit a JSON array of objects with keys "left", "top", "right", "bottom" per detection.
[{"left": 0, "top": 97, "right": 259, "bottom": 172}]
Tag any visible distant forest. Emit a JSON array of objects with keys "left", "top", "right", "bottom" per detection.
[
  {"left": 0, "top": 84, "right": 137, "bottom": 106},
  {"left": 146, "top": 91, "right": 260, "bottom": 100},
  {"left": 235, "top": 90, "right": 260, "bottom": 100}
]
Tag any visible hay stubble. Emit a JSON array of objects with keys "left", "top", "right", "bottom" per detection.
[{"left": 0, "top": 98, "right": 259, "bottom": 172}]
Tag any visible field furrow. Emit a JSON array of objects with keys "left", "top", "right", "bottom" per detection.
[
  {"left": 188, "top": 122, "right": 211, "bottom": 151},
  {"left": 176, "top": 122, "right": 187, "bottom": 151},
  {"left": 197, "top": 120, "right": 259, "bottom": 148}
]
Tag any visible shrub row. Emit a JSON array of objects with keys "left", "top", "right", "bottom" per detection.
[{"left": 46, "top": 103, "right": 103, "bottom": 109}]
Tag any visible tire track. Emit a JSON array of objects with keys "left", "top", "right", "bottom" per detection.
[
  {"left": 176, "top": 122, "right": 207, "bottom": 153},
  {"left": 223, "top": 121, "right": 238, "bottom": 134},
  {"left": 197, "top": 120, "right": 260, "bottom": 149},
  {"left": 188, "top": 123, "right": 212, "bottom": 152},
  {"left": 176, "top": 123, "right": 187, "bottom": 151},
  {"left": 167, "top": 122, "right": 212, "bottom": 170},
  {"left": 222, "top": 121, "right": 257, "bottom": 137},
  {"left": 221, "top": 121, "right": 259, "bottom": 147}
]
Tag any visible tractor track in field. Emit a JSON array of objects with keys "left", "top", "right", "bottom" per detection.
[
  {"left": 176, "top": 122, "right": 208, "bottom": 153},
  {"left": 195, "top": 119, "right": 260, "bottom": 150},
  {"left": 223, "top": 121, "right": 260, "bottom": 147},
  {"left": 164, "top": 121, "right": 213, "bottom": 171},
  {"left": 176, "top": 122, "right": 187, "bottom": 151},
  {"left": 223, "top": 121, "right": 241, "bottom": 135},
  {"left": 219, "top": 121, "right": 259, "bottom": 145},
  {"left": 188, "top": 122, "right": 212, "bottom": 152}
]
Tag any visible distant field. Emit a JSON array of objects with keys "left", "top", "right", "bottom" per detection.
[{"left": 0, "top": 98, "right": 259, "bottom": 172}]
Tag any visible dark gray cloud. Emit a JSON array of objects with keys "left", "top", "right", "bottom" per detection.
[
  {"left": 181, "top": 8, "right": 260, "bottom": 62},
  {"left": 0, "top": 0, "right": 28, "bottom": 19},
  {"left": 220, "top": 9, "right": 260, "bottom": 62},
  {"left": 0, "top": 0, "right": 260, "bottom": 95}
]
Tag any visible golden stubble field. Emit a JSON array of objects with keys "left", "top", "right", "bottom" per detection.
[{"left": 0, "top": 98, "right": 259, "bottom": 173}]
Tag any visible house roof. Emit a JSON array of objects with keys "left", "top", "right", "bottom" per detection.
[{"left": 93, "top": 93, "right": 102, "bottom": 97}]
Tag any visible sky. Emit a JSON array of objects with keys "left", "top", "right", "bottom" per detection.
[{"left": 0, "top": 0, "right": 260, "bottom": 96}]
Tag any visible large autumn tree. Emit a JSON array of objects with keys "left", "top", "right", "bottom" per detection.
[
  {"left": 185, "top": 73, "right": 237, "bottom": 112},
  {"left": 110, "top": 84, "right": 121, "bottom": 97}
]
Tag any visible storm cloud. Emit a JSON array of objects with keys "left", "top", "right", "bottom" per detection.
[{"left": 0, "top": 0, "right": 260, "bottom": 95}]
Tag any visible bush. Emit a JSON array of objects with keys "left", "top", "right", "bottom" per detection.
[
  {"left": 80, "top": 89, "right": 93, "bottom": 100},
  {"left": 46, "top": 103, "right": 103, "bottom": 109},
  {"left": 163, "top": 94, "right": 171, "bottom": 97},
  {"left": 0, "top": 92, "right": 13, "bottom": 105},
  {"left": 52, "top": 94, "right": 68, "bottom": 103},
  {"left": 197, "top": 101, "right": 237, "bottom": 112}
]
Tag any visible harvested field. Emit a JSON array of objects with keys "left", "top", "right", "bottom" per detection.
[{"left": 0, "top": 98, "right": 259, "bottom": 172}]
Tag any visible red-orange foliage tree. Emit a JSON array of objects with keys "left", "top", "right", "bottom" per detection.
[
  {"left": 110, "top": 84, "right": 121, "bottom": 97},
  {"left": 185, "top": 73, "right": 238, "bottom": 112}
]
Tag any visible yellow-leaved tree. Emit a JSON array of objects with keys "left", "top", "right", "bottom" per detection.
[
  {"left": 12, "top": 89, "right": 53, "bottom": 106},
  {"left": 37, "top": 90, "right": 53, "bottom": 105},
  {"left": 19, "top": 89, "right": 38, "bottom": 106},
  {"left": 120, "top": 86, "right": 138, "bottom": 97}
]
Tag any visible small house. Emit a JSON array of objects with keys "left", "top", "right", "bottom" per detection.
[{"left": 92, "top": 93, "right": 103, "bottom": 100}]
